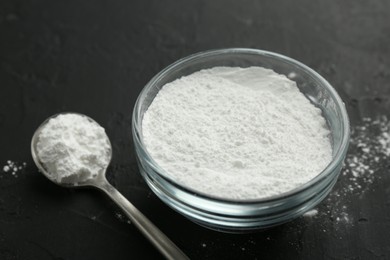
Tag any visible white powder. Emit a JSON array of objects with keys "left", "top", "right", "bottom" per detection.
[
  {"left": 36, "top": 114, "right": 111, "bottom": 184},
  {"left": 142, "top": 67, "right": 332, "bottom": 200},
  {"left": 341, "top": 116, "right": 390, "bottom": 194},
  {"left": 1, "top": 160, "right": 27, "bottom": 177},
  {"left": 303, "top": 209, "right": 318, "bottom": 218}
]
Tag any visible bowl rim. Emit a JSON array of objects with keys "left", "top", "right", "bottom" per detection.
[{"left": 132, "top": 48, "right": 350, "bottom": 204}]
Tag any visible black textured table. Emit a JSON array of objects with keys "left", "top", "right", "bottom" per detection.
[{"left": 1, "top": 1, "right": 390, "bottom": 259}]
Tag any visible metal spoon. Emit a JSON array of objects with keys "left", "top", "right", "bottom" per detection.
[{"left": 31, "top": 113, "right": 189, "bottom": 260}]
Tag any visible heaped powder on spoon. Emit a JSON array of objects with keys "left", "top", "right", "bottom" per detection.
[
  {"left": 142, "top": 67, "right": 332, "bottom": 200},
  {"left": 36, "top": 114, "right": 111, "bottom": 183}
]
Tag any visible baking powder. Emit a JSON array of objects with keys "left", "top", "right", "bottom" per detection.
[
  {"left": 142, "top": 67, "right": 332, "bottom": 200},
  {"left": 36, "top": 114, "right": 111, "bottom": 183}
]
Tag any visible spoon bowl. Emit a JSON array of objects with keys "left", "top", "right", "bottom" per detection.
[
  {"left": 31, "top": 112, "right": 111, "bottom": 188},
  {"left": 31, "top": 112, "right": 188, "bottom": 260}
]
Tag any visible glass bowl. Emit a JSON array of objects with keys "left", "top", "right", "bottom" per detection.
[{"left": 132, "top": 48, "right": 350, "bottom": 232}]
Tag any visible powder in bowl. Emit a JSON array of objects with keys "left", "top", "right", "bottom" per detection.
[{"left": 142, "top": 66, "right": 332, "bottom": 200}]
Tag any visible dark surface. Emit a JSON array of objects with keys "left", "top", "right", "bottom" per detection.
[{"left": 1, "top": 0, "right": 390, "bottom": 259}]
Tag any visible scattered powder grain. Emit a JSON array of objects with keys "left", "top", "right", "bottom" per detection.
[
  {"left": 303, "top": 209, "right": 318, "bottom": 218},
  {"left": 341, "top": 116, "right": 390, "bottom": 194},
  {"left": 1, "top": 160, "right": 27, "bottom": 177},
  {"left": 314, "top": 116, "right": 390, "bottom": 226},
  {"left": 142, "top": 67, "right": 332, "bottom": 200}
]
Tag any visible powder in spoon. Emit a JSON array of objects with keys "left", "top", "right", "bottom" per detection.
[
  {"left": 142, "top": 66, "right": 332, "bottom": 200},
  {"left": 36, "top": 114, "right": 111, "bottom": 183}
]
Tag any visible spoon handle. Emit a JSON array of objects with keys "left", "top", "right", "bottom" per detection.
[{"left": 98, "top": 180, "right": 189, "bottom": 260}]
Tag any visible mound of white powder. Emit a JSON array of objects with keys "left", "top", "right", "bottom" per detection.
[
  {"left": 142, "top": 67, "right": 332, "bottom": 200},
  {"left": 36, "top": 114, "right": 111, "bottom": 184}
]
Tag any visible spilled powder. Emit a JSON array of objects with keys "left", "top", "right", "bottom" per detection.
[
  {"left": 341, "top": 116, "right": 389, "bottom": 195},
  {"left": 308, "top": 116, "right": 390, "bottom": 225},
  {"left": 114, "top": 212, "right": 131, "bottom": 224},
  {"left": 1, "top": 160, "right": 27, "bottom": 178},
  {"left": 303, "top": 209, "right": 318, "bottom": 218}
]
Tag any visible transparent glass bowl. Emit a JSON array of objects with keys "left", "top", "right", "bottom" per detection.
[{"left": 132, "top": 48, "right": 350, "bottom": 232}]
